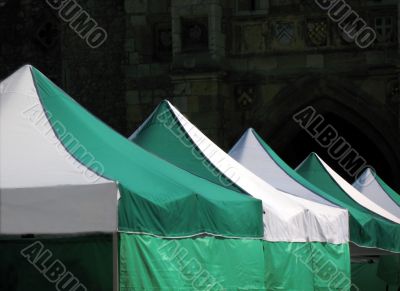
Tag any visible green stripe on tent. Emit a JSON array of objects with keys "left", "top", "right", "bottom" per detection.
[
  {"left": 131, "top": 101, "right": 242, "bottom": 192},
  {"left": 30, "top": 67, "right": 263, "bottom": 238},
  {"left": 296, "top": 154, "right": 400, "bottom": 253}
]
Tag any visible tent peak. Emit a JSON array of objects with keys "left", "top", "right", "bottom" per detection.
[
  {"left": 242, "top": 128, "right": 255, "bottom": 136},
  {"left": 160, "top": 99, "right": 171, "bottom": 104},
  {"left": 309, "top": 152, "right": 324, "bottom": 161}
]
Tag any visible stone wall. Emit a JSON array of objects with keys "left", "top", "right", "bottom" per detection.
[
  {"left": 0, "top": 0, "right": 127, "bottom": 134},
  {"left": 0, "top": 0, "right": 62, "bottom": 82},
  {"left": 61, "top": 0, "right": 126, "bottom": 133},
  {"left": 124, "top": 0, "right": 400, "bottom": 144},
  {"left": 123, "top": 0, "right": 400, "bottom": 188}
]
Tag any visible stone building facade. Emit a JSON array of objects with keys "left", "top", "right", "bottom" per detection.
[
  {"left": 1, "top": 0, "right": 399, "bottom": 188},
  {"left": 124, "top": 0, "right": 400, "bottom": 187}
]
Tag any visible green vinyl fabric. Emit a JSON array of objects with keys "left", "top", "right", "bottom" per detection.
[
  {"left": 296, "top": 153, "right": 400, "bottom": 253},
  {"left": 263, "top": 242, "right": 351, "bottom": 291},
  {"left": 29, "top": 67, "right": 264, "bottom": 289},
  {"left": 351, "top": 260, "right": 400, "bottom": 291},
  {"left": 31, "top": 67, "right": 263, "bottom": 238},
  {"left": 119, "top": 233, "right": 265, "bottom": 290},
  {"left": 131, "top": 101, "right": 242, "bottom": 191},
  {"left": 377, "top": 255, "right": 400, "bottom": 286},
  {"left": 0, "top": 235, "right": 112, "bottom": 291},
  {"left": 119, "top": 234, "right": 351, "bottom": 291}
]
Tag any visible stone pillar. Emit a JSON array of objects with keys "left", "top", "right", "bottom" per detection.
[
  {"left": 398, "top": 1, "right": 400, "bottom": 129},
  {"left": 169, "top": 0, "right": 226, "bottom": 144},
  {"left": 398, "top": 1, "right": 400, "bottom": 54}
]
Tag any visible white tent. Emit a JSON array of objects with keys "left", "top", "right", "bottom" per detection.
[
  {"left": 0, "top": 65, "right": 118, "bottom": 234},
  {"left": 0, "top": 65, "right": 118, "bottom": 290}
]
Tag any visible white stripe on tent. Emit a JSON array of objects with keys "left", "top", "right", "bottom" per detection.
[
  {"left": 353, "top": 168, "right": 400, "bottom": 218},
  {"left": 314, "top": 155, "right": 400, "bottom": 224},
  {"left": 166, "top": 101, "right": 349, "bottom": 244},
  {"left": 229, "top": 128, "right": 338, "bottom": 207}
]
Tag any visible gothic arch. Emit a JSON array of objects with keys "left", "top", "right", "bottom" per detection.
[{"left": 250, "top": 75, "right": 400, "bottom": 189}]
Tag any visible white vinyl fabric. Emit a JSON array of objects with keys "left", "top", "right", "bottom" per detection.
[
  {"left": 305, "top": 154, "right": 400, "bottom": 224},
  {"left": 138, "top": 101, "right": 349, "bottom": 243},
  {"left": 0, "top": 65, "right": 118, "bottom": 234},
  {"left": 353, "top": 168, "right": 400, "bottom": 218},
  {"left": 229, "top": 128, "right": 338, "bottom": 207}
]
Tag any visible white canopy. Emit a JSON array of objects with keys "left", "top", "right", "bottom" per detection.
[
  {"left": 353, "top": 168, "right": 400, "bottom": 218},
  {"left": 0, "top": 65, "right": 118, "bottom": 234}
]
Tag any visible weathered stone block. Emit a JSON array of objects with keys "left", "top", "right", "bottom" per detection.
[
  {"left": 125, "top": 90, "right": 140, "bottom": 105},
  {"left": 173, "top": 96, "right": 188, "bottom": 111},
  {"left": 130, "top": 15, "right": 147, "bottom": 26},
  {"left": 192, "top": 81, "right": 218, "bottom": 96},
  {"left": 137, "top": 64, "right": 151, "bottom": 76},
  {"left": 125, "top": 0, "right": 147, "bottom": 14},
  {"left": 125, "top": 38, "right": 136, "bottom": 52},
  {"left": 129, "top": 52, "right": 140, "bottom": 64},
  {"left": 306, "top": 54, "right": 324, "bottom": 69}
]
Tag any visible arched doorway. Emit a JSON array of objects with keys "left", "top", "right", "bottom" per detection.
[{"left": 249, "top": 76, "right": 400, "bottom": 191}]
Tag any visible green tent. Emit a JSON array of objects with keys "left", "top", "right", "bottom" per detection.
[
  {"left": 131, "top": 101, "right": 351, "bottom": 290},
  {"left": 1, "top": 66, "right": 264, "bottom": 290},
  {"left": 296, "top": 153, "right": 400, "bottom": 254},
  {"left": 354, "top": 169, "right": 400, "bottom": 290}
]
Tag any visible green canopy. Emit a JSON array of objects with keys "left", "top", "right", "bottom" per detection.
[
  {"left": 296, "top": 153, "right": 400, "bottom": 253},
  {"left": 30, "top": 67, "right": 262, "bottom": 239}
]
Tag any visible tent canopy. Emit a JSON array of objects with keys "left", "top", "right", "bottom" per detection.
[
  {"left": 0, "top": 65, "right": 263, "bottom": 238},
  {"left": 354, "top": 168, "right": 400, "bottom": 217},
  {"left": 229, "top": 128, "right": 340, "bottom": 207},
  {"left": 130, "top": 101, "right": 351, "bottom": 290},
  {"left": 130, "top": 100, "right": 349, "bottom": 244},
  {"left": 296, "top": 153, "right": 400, "bottom": 253},
  {"left": 0, "top": 65, "right": 117, "bottom": 234}
]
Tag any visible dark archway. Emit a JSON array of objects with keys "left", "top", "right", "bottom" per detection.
[{"left": 248, "top": 75, "right": 400, "bottom": 192}]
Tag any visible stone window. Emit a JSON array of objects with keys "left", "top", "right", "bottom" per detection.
[
  {"left": 154, "top": 22, "right": 172, "bottom": 61},
  {"left": 181, "top": 17, "right": 209, "bottom": 52},
  {"left": 374, "top": 16, "right": 396, "bottom": 43}
]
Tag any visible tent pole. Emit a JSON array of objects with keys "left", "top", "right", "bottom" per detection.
[{"left": 113, "top": 232, "right": 119, "bottom": 291}]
